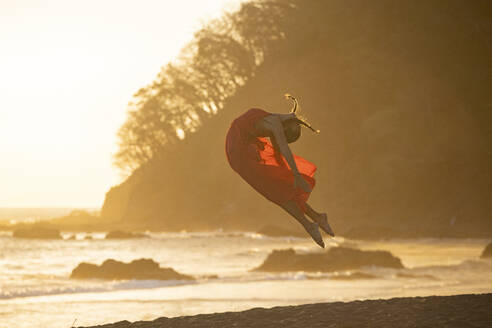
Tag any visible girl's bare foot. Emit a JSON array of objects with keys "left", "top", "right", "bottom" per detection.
[
  {"left": 303, "top": 222, "right": 325, "bottom": 248},
  {"left": 316, "top": 213, "right": 335, "bottom": 237}
]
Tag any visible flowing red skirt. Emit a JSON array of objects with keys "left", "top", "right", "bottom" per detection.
[{"left": 225, "top": 108, "right": 316, "bottom": 212}]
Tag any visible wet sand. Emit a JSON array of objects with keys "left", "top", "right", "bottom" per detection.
[{"left": 80, "top": 293, "right": 492, "bottom": 328}]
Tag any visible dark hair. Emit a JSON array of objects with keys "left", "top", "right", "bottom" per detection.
[
  {"left": 283, "top": 119, "right": 301, "bottom": 143},
  {"left": 282, "top": 94, "right": 319, "bottom": 144}
]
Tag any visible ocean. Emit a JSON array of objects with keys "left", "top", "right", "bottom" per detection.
[{"left": 0, "top": 224, "right": 491, "bottom": 328}]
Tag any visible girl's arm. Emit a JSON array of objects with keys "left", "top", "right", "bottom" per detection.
[{"left": 257, "top": 115, "right": 312, "bottom": 193}]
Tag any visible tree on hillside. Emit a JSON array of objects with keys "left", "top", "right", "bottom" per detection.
[{"left": 114, "top": 1, "right": 293, "bottom": 174}]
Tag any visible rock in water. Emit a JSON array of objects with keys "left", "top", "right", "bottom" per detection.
[
  {"left": 481, "top": 242, "right": 492, "bottom": 258},
  {"left": 70, "top": 258, "right": 194, "bottom": 280},
  {"left": 13, "top": 227, "right": 61, "bottom": 239},
  {"left": 254, "top": 247, "right": 404, "bottom": 272}
]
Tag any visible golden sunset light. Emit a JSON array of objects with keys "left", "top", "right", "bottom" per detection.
[
  {"left": 0, "top": 0, "right": 239, "bottom": 207},
  {"left": 0, "top": 1, "right": 491, "bottom": 328}
]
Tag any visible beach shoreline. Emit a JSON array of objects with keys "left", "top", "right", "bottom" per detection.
[{"left": 79, "top": 293, "right": 492, "bottom": 328}]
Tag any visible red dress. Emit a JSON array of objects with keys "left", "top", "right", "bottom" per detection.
[{"left": 225, "top": 108, "right": 316, "bottom": 212}]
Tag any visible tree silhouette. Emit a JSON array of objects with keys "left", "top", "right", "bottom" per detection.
[{"left": 114, "top": 0, "right": 292, "bottom": 174}]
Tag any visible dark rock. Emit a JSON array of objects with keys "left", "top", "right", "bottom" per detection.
[
  {"left": 254, "top": 247, "right": 404, "bottom": 272},
  {"left": 105, "top": 230, "right": 147, "bottom": 239},
  {"left": 70, "top": 258, "right": 194, "bottom": 281},
  {"left": 199, "top": 274, "right": 219, "bottom": 280},
  {"left": 257, "top": 225, "right": 306, "bottom": 238},
  {"left": 13, "top": 227, "right": 61, "bottom": 239},
  {"left": 481, "top": 242, "right": 492, "bottom": 258}
]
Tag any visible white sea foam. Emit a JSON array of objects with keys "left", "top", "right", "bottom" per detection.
[{"left": 0, "top": 279, "right": 196, "bottom": 300}]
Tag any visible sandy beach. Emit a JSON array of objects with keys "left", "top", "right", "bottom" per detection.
[{"left": 79, "top": 293, "right": 492, "bottom": 328}]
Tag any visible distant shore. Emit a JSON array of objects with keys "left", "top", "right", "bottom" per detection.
[
  {"left": 79, "top": 293, "right": 492, "bottom": 328},
  {"left": 2, "top": 217, "right": 491, "bottom": 241}
]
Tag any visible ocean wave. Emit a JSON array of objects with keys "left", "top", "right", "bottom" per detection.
[
  {"left": 4, "top": 259, "right": 490, "bottom": 300},
  {"left": 146, "top": 230, "right": 252, "bottom": 240},
  {"left": 148, "top": 230, "right": 311, "bottom": 240},
  {"left": 412, "top": 259, "right": 492, "bottom": 273},
  {"left": 0, "top": 285, "right": 112, "bottom": 299},
  {"left": 0, "top": 279, "right": 196, "bottom": 300},
  {"left": 213, "top": 271, "right": 334, "bottom": 284},
  {"left": 1, "top": 273, "right": 322, "bottom": 300}
]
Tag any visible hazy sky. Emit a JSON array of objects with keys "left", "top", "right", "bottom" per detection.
[{"left": 0, "top": 0, "right": 241, "bottom": 208}]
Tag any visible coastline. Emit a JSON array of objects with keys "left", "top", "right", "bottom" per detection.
[{"left": 79, "top": 293, "right": 492, "bottom": 328}]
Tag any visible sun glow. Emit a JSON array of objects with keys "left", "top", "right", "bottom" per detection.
[{"left": 0, "top": 0, "right": 241, "bottom": 207}]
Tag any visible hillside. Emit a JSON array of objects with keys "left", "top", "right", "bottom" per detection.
[{"left": 101, "top": 0, "right": 492, "bottom": 238}]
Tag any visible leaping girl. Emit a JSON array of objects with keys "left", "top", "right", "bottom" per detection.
[{"left": 225, "top": 94, "right": 334, "bottom": 248}]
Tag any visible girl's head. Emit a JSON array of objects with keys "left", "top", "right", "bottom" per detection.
[
  {"left": 282, "top": 94, "right": 319, "bottom": 143},
  {"left": 282, "top": 118, "right": 302, "bottom": 143}
]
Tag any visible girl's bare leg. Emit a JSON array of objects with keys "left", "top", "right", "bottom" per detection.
[
  {"left": 279, "top": 201, "right": 324, "bottom": 248},
  {"left": 304, "top": 203, "right": 322, "bottom": 221},
  {"left": 305, "top": 203, "right": 335, "bottom": 237}
]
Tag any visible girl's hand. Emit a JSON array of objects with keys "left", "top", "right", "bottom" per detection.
[{"left": 293, "top": 174, "right": 312, "bottom": 193}]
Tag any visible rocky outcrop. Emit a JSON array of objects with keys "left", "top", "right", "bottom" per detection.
[
  {"left": 13, "top": 227, "right": 61, "bottom": 239},
  {"left": 105, "top": 230, "right": 147, "bottom": 239},
  {"left": 70, "top": 258, "right": 193, "bottom": 280},
  {"left": 254, "top": 247, "right": 404, "bottom": 272},
  {"left": 481, "top": 243, "right": 492, "bottom": 259}
]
